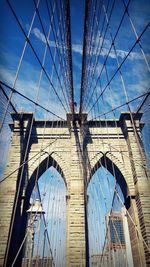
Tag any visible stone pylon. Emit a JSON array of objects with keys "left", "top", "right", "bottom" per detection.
[
  {"left": 0, "top": 112, "right": 150, "bottom": 267},
  {"left": 66, "top": 114, "right": 89, "bottom": 267}
]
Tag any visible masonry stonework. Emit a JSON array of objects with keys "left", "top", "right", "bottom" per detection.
[{"left": 0, "top": 112, "right": 149, "bottom": 267}]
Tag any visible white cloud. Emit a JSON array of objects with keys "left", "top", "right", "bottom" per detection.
[
  {"left": 32, "top": 27, "right": 46, "bottom": 44},
  {"left": 72, "top": 43, "right": 83, "bottom": 54},
  {"left": 31, "top": 26, "right": 150, "bottom": 62},
  {"left": 1, "top": 26, "right": 149, "bottom": 124},
  {"left": 32, "top": 27, "right": 83, "bottom": 55},
  {"left": 32, "top": 27, "right": 65, "bottom": 52},
  {"left": 0, "top": 60, "right": 67, "bottom": 119}
]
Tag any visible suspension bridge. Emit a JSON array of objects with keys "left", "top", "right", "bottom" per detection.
[{"left": 0, "top": 0, "right": 150, "bottom": 266}]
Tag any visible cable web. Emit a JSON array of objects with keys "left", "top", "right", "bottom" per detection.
[
  {"left": 0, "top": 0, "right": 73, "bottom": 266},
  {"left": 80, "top": 0, "right": 150, "bottom": 266},
  {"left": 0, "top": 0, "right": 149, "bottom": 267}
]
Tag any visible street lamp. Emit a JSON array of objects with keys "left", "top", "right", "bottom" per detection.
[{"left": 25, "top": 199, "right": 45, "bottom": 261}]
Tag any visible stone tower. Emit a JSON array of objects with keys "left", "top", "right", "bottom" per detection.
[{"left": 0, "top": 112, "right": 149, "bottom": 267}]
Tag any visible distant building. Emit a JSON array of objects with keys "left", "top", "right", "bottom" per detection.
[
  {"left": 108, "top": 211, "right": 125, "bottom": 249},
  {"left": 90, "top": 208, "right": 133, "bottom": 267},
  {"left": 22, "top": 256, "right": 52, "bottom": 267},
  {"left": 91, "top": 253, "right": 109, "bottom": 267},
  {"left": 107, "top": 207, "right": 133, "bottom": 267}
]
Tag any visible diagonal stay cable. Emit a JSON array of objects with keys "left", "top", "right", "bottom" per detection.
[
  {"left": 0, "top": 127, "right": 69, "bottom": 184},
  {"left": 0, "top": 84, "right": 17, "bottom": 113},
  {"left": 33, "top": 0, "right": 70, "bottom": 112},
  {"left": 0, "top": 0, "right": 40, "bottom": 133},
  {"left": 3, "top": 33, "right": 68, "bottom": 263},
  {"left": 88, "top": 90, "right": 150, "bottom": 120},
  {"left": 6, "top": 0, "right": 68, "bottom": 114},
  {"left": 87, "top": 21, "right": 150, "bottom": 115},
  {"left": 101, "top": 0, "right": 149, "bottom": 174},
  {"left": 136, "top": 92, "right": 150, "bottom": 114},
  {"left": 114, "top": 188, "right": 150, "bottom": 253},
  {"left": 122, "top": 0, "right": 150, "bottom": 72},
  {"left": 0, "top": 81, "right": 65, "bottom": 121},
  {"left": 85, "top": 0, "right": 131, "bottom": 112}
]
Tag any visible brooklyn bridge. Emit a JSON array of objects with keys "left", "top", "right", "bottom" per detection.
[{"left": 0, "top": 0, "right": 150, "bottom": 266}]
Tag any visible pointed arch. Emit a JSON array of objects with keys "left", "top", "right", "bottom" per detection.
[
  {"left": 88, "top": 153, "right": 129, "bottom": 202},
  {"left": 25, "top": 152, "right": 67, "bottom": 201}
]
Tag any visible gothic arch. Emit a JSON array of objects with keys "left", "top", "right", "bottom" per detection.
[
  {"left": 88, "top": 153, "right": 129, "bottom": 203},
  {"left": 26, "top": 152, "right": 68, "bottom": 201},
  {"left": 15, "top": 152, "right": 68, "bottom": 267}
]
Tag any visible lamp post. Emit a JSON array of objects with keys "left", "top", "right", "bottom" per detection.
[{"left": 26, "top": 199, "right": 45, "bottom": 265}]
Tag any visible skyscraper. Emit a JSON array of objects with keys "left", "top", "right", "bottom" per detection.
[
  {"left": 109, "top": 211, "right": 125, "bottom": 249},
  {"left": 106, "top": 207, "right": 133, "bottom": 267}
]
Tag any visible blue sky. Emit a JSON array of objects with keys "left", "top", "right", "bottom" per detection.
[
  {"left": 0, "top": 0, "right": 150, "bottom": 264},
  {"left": 35, "top": 164, "right": 124, "bottom": 263},
  {"left": 0, "top": 0, "right": 149, "bottom": 119},
  {"left": 0, "top": 0, "right": 149, "bottom": 172}
]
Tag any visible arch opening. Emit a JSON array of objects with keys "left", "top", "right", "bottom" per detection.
[
  {"left": 87, "top": 156, "right": 133, "bottom": 267},
  {"left": 27, "top": 153, "right": 67, "bottom": 196},
  {"left": 22, "top": 155, "right": 67, "bottom": 267},
  {"left": 89, "top": 155, "right": 129, "bottom": 204}
]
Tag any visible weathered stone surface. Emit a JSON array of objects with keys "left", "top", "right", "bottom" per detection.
[{"left": 0, "top": 112, "right": 149, "bottom": 267}]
